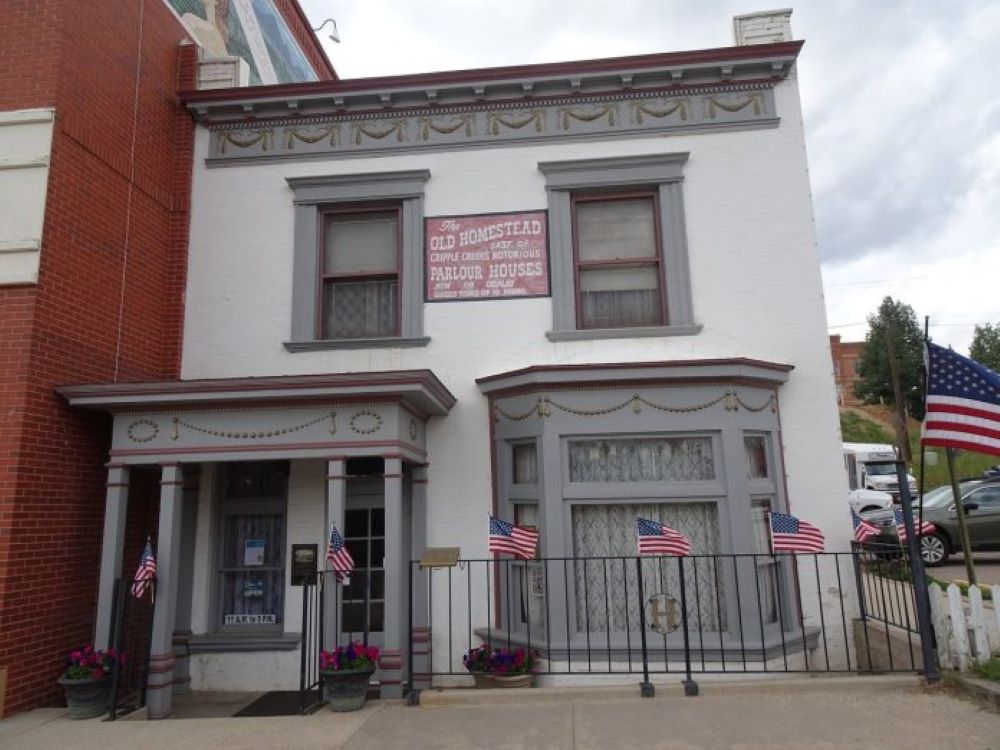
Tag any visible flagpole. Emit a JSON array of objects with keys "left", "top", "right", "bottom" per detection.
[
  {"left": 946, "top": 447, "right": 977, "bottom": 585},
  {"left": 918, "top": 317, "right": 929, "bottom": 534}
]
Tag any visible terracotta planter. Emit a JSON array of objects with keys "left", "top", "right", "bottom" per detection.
[
  {"left": 489, "top": 673, "right": 534, "bottom": 688},
  {"left": 57, "top": 673, "right": 111, "bottom": 719},
  {"left": 471, "top": 671, "right": 493, "bottom": 688},
  {"left": 321, "top": 667, "right": 375, "bottom": 712}
]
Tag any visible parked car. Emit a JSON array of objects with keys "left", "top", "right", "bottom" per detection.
[
  {"left": 916, "top": 478, "right": 1000, "bottom": 565},
  {"left": 849, "top": 488, "right": 894, "bottom": 515}
]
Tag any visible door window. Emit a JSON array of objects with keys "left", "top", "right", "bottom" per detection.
[{"left": 341, "top": 507, "right": 385, "bottom": 634}]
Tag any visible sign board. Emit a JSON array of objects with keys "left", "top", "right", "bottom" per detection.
[
  {"left": 419, "top": 547, "right": 461, "bottom": 569},
  {"left": 645, "top": 594, "right": 681, "bottom": 634},
  {"left": 244, "top": 539, "right": 265, "bottom": 566},
  {"left": 224, "top": 614, "right": 276, "bottom": 625},
  {"left": 425, "top": 211, "right": 549, "bottom": 301},
  {"left": 291, "top": 543, "right": 318, "bottom": 586}
]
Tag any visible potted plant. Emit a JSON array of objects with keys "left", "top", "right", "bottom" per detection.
[
  {"left": 57, "top": 645, "right": 125, "bottom": 719},
  {"left": 319, "top": 641, "right": 379, "bottom": 712},
  {"left": 463, "top": 644, "right": 539, "bottom": 688}
]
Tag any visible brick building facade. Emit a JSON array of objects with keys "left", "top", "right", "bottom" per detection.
[
  {"left": 829, "top": 334, "right": 865, "bottom": 406},
  {"left": 0, "top": 0, "right": 330, "bottom": 717}
]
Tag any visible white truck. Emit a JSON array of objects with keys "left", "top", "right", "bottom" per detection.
[{"left": 843, "top": 442, "right": 918, "bottom": 509}]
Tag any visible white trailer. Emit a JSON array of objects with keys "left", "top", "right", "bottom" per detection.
[{"left": 843, "top": 442, "right": 918, "bottom": 503}]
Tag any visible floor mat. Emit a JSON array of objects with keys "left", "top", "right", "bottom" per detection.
[{"left": 232, "top": 690, "right": 302, "bottom": 717}]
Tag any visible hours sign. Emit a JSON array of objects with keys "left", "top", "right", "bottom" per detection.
[{"left": 425, "top": 211, "right": 549, "bottom": 301}]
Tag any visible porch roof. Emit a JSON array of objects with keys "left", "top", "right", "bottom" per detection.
[{"left": 57, "top": 369, "right": 457, "bottom": 417}]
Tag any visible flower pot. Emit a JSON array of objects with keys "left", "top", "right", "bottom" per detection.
[
  {"left": 321, "top": 667, "right": 375, "bottom": 712},
  {"left": 490, "top": 673, "right": 533, "bottom": 688},
  {"left": 58, "top": 673, "right": 112, "bottom": 719},
  {"left": 471, "top": 671, "right": 493, "bottom": 688}
]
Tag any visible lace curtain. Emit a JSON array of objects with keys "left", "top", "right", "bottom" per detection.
[
  {"left": 571, "top": 503, "right": 724, "bottom": 632},
  {"left": 567, "top": 437, "right": 716, "bottom": 483},
  {"left": 324, "top": 279, "right": 397, "bottom": 339}
]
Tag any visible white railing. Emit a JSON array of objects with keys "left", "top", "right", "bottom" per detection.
[{"left": 928, "top": 583, "right": 1000, "bottom": 670}]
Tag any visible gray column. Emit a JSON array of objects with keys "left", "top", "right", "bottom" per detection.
[
  {"left": 172, "top": 466, "right": 200, "bottom": 694},
  {"left": 381, "top": 456, "right": 405, "bottom": 698},
  {"left": 95, "top": 466, "right": 129, "bottom": 650},
  {"left": 538, "top": 429, "right": 569, "bottom": 645},
  {"left": 410, "top": 466, "right": 429, "bottom": 624},
  {"left": 146, "top": 464, "right": 184, "bottom": 720},
  {"left": 323, "top": 457, "right": 346, "bottom": 650}
]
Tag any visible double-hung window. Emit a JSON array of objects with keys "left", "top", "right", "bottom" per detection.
[
  {"left": 539, "top": 153, "right": 699, "bottom": 341},
  {"left": 573, "top": 193, "right": 665, "bottom": 329},
  {"left": 322, "top": 208, "right": 400, "bottom": 339},
  {"left": 285, "top": 170, "right": 430, "bottom": 350}
]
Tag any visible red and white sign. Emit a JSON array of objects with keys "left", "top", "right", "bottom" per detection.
[{"left": 425, "top": 211, "right": 549, "bottom": 301}]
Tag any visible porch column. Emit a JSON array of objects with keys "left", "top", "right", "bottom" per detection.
[
  {"left": 410, "top": 466, "right": 431, "bottom": 691},
  {"left": 323, "top": 457, "right": 347, "bottom": 650},
  {"left": 381, "top": 456, "right": 405, "bottom": 698},
  {"left": 146, "top": 464, "right": 184, "bottom": 720},
  {"left": 94, "top": 465, "right": 129, "bottom": 649}
]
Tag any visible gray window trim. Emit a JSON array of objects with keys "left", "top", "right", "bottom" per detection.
[
  {"left": 285, "top": 170, "right": 430, "bottom": 348},
  {"left": 538, "top": 154, "right": 698, "bottom": 338}
]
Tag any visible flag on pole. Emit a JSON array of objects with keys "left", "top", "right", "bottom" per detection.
[
  {"left": 894, "top": 507, "right": 936, "bottom": 542},
  {"left": 922, "top": 341, "right": 1000, "bottom": 458},
  {"left": 130, "top": 537, "right": 156, "bottom": 599},
  {"left": 488, "top": 516, "right": 539, "bottom": 560},
  {"left": 851, "top": 511, "right": 880, "bottom": 544},
  {"left": 636, "top": 517, "right": 692, "bottom": 556},
  {"left": 769, "top": 511, "right": 825, "bottom": 553},
  {"left": 326, "top": 525, "right": 354, "bottom": 583}
]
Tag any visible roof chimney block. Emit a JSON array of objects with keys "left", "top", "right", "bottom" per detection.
[{"left": 733, "top": 9, "right": 794, "bottom": 46}]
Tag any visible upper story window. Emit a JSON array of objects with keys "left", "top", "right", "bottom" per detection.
[
  {"left": 284, "top": 170, "right": 430, "bottom": 352},
  {"left": 322, "top": 208, "right": 400, "bottom": 339},
  {"left": 573, "top": 193, "right": 665, "bottom": 329},
  {"left": 539, "top": 154, "right": 700, "bottom": 342}
]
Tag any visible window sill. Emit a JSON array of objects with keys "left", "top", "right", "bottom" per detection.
[
  {"left": 284, "top": 336, "right": 431, "bottom": 352},
  {"left": 545, "top": 324, "right": 702, "bottom": 342},
  {"left": 189, "top": 633, "right": 301, "bottom": 653}
]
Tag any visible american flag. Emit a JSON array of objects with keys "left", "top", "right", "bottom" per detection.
[
  {"left": 636, "top": 517, "right": 691, "bottom": 556},
  {"left": 488, "top": 516, "right": 539, "bottom": 560},
  {"left": 851, "top": 511, "right": 880, "bottom": 544},
  {"left": 326, "top": 525, "right": 354, "bottom": 583},
  {"left": 894, "top": 507, "right": 936, "bottom": 542},
  {"left": 769, "top": 511, "right": 825, "bottom": 553},
  {"left": 130, "top": 538, "right": 156, "bottom": 599},
  {"left": 922, "top": 341, "right": 1000, "bottom": 458}
]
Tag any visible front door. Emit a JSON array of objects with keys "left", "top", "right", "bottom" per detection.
[{"left": 340, "top": 477, "right": 385, "bottom": 647}]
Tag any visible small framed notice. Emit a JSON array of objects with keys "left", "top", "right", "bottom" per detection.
[
  {"left": 425, "top": 210, "right": 549, "bottom": 301},
  {"left": 244, "top": 539, "right": 265, "bottom": 566}
]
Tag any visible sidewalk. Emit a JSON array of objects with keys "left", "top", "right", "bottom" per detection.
[{"left": 2, "top": 676, "right": 998, "bottom": 750}]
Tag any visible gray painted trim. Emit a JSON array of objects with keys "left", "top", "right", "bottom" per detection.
[
  {"left": 188, "top": 633, "right": 301, "bottom": 652},
  {"left": 286, "top": 171, "right": 430, "bottom": 345},
  {"left": 477, "top": 360, "right": 792, "bottom": 395},
  {"left": 541, "top": 152, "right": 697, "bottom": 333},
  {"left": 546, "top": 324, "right": 702, "bottom": 341},
  {"left": 537, "top": 153, "right": 689, "bottom": 188},
  {"left": 284, "top": 336, "right": 431, "bottom": 352}
]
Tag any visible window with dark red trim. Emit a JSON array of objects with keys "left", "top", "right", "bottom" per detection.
[
  {"left": 320, "top": 206, "right": 402, "bottom": 339},
  {"left": 571, "top": 193, "right": 666, "bottom": 329}
]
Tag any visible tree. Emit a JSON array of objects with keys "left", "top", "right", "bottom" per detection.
[
  {"left": 854, "top": 297, "right": 925, "bottom": 462},
  {"left": 970, "top": 323, "right": 1000, "bottom": 372}
]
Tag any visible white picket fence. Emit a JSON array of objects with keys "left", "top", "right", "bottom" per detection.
[{"left": 928, "top": 583, "right": 1000, "bottom": 670}]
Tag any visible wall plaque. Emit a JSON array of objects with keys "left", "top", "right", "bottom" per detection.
[
  {"left": 291, "top": 543, "right": 318, "bottom": 586},
  {"left": 425, "top": 211, "right": 549, "bottom": 301}
]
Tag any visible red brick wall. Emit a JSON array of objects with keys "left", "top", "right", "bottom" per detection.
[
  {"left": 0, "top": 0, "right": 194, "bottom": 716},
  {"left": 830, "top": 334, "right": 865, "bottom": 406}
]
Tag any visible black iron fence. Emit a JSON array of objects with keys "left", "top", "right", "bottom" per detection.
[
  {"left": 107, "top": 577, "right": 156, "bottom": 720},
  {"left": 407, "top": 550, "right": 933, "bottom": 697}
]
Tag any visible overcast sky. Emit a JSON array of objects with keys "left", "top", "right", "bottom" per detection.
[{"left": 301, "top": 1, "right": 1000, "bottom": 353}]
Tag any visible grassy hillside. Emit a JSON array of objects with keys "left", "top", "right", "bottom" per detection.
[{"left": 839, "top": 407, "right": 997, "bottom": 491}]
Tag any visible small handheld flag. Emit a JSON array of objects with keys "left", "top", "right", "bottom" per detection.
[
  {"left": 131, "top": 537, "right": 157, "bottom": 599},
  {"left": 326, "top": 525, "right": 354, "bottom": 583},
  {"left": 488, "top": 516, "right": 539, "bottom": 560},
  {"left": 894, "top": 507, "right": 935, "bottom": 543},
  {"left": 636, "top": 517, "right": 691, "bottom": 556},
  {"left": 769, "top": 511, "right": 825, "bottom": 553},
  {"left": 851, "top": 511, "right": 880, "bottom": 544}
]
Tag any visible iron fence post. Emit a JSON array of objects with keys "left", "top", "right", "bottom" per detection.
[
  {"left": 677, "top": 556, "right": 699, "bottom": 696},
  {"left": 896, "top": 462, "right": 941, "bottom": 682},
  {"left": 634, "top": 557, "right": 654, "bottom": 697}
]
